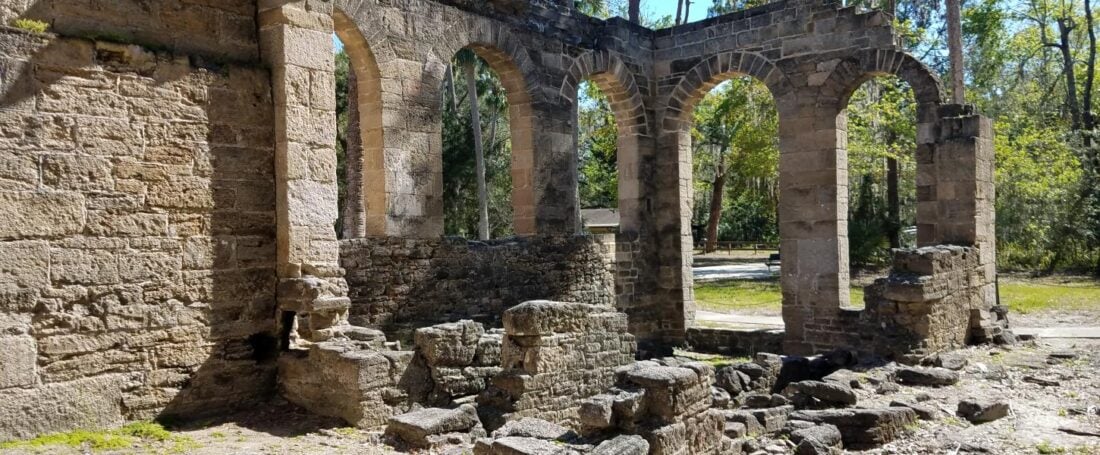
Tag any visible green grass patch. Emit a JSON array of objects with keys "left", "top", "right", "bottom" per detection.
[
  {"left": 10, "top": 18, "right": 48, "bottom": 33},
  {"left": 673, "top": 349, "right": 750, "bottom": 367},
  {"left": 0, "top": 422, "right": 192, "bottom": 453},
  {"left": 694, "top": 277, "right": 1100, "bottom": 315},
  {"left": 998, "top": 281, "right": 1100, "bottom": 314},
  {"left": 694, "top": 279, "right": 864, "bottom": 313}
]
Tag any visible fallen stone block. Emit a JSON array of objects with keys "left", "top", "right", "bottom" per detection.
[
  {"left": 715, "top": 365, "right": 750, "bottom": 395},
  {"left": 932, "top": 353, "right": 968, "bottom": 371},
  {"left": 789, "top": 407, "right": 917, "bottom": 449},
  {"left": 415, "top": 320, "right": 484, "bottom": 367},
  {"left": 591, "top": 435, "right": 648, "bottom": 455},
  {"left": 750, "top": 405, "right": 793, "bottom": 433},
  {"left": 889, "top": 400, "right": 937, "bottom": 420},
  {"left": 721, "top": 410, "right": 764, "bottom": 436},
  {"left": 742, "top": 392, "right": 788, "bottom": 409},
  {"left": 479, "top": 436, "right": 582, "bottom": 455},
  {"left": 894, "top": 366, "right": 959, "bottom": 386},
  {"left": 491, "top": 417, "right": 574, "bottom": 441},
  {"left": 957, "top": 398, "right": 1010, "bottom": 423},
  {"left": 385, "top": 405, "right": 482, "bottom": 449},
  {"left": 821, "top": 369, "right": 862, "bottom": 389},
  {"left": 790, "top": 424, "right": 842, "bottom": 452},
  {"left": 784, "top": 380, "right": 857, "bottom": 408}
]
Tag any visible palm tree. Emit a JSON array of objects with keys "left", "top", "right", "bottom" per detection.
[
  {"left": 946, "top": 0, "right": 965, "bottom": 103},
  {"left": 457, "top": 49, "right": 490, "bottom": 240}
]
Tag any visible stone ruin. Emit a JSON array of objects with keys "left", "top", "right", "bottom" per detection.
[{"left": 0, "top": 0, "right": 1004, "bottom": 451}]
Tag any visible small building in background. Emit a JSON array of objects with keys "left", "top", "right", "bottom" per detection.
[{"left": 580, "top": 208, "right": 619, "bottom": 234}]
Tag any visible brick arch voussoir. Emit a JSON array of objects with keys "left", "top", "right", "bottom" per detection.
[
  {"left": 560, "top": 50, "right": 647, "bottom": 133},
  {"left": 451, "top": 24, "right": 541, "bottom": 107},
  {"left": 826, "top": 49, "right": 945, "bottom": 109},
  {"left": 670, "top": 51, "right": 791, "bottom": 125}
]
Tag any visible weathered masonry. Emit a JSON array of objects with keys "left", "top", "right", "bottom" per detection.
[{"left": 0, "top": 0, "right": 996, "bottom": 440}]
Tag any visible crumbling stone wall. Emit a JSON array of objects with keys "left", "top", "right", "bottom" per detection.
[
  {"left": 340, "top": 235, "right": 616, "bottom": 337},
  {"left": 478, "top": 301, "right": 637, "bottom": 428},
  {"left": 860, "top": 245, "right": 1004, "bottom": 360},
  {"left": 0, "top": 27, "right": 277, "bottom": 439}
]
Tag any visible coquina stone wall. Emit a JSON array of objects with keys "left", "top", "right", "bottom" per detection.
[
  {"left": 340, "top": 236, "right": 616, "bottom": 338},
  {"left": 0, "top": 27, "right": 276, "bottom": 439}
]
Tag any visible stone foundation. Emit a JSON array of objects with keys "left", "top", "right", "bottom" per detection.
[{"left": 686, "top": 328, "right": 784, "bottom": 357}]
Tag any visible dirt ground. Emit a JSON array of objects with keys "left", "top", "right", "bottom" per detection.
[{"left": 2, "top": 339, "right": 1097, "bottom": 455}]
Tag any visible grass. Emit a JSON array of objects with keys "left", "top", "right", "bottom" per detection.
[
  {"left": 10, "top": 18, "right": 48, "bottom": 33},
  {"left": 693, "top": 276, "right": 1100, "bottom": 315},
  {"left": 998, "top": 280, "right": 1100, "bottom": 314},
  {"left": 673, "top": 348, "right": 750, "bottom": 367},
  {"left": 694, "top": 278, "right": 864, "bottom": 313},
  {"left": 0, "top": 422, "right": 194, "bottom": 453}
]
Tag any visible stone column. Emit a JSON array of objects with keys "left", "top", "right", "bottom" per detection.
[
  {"left": 921, "top": 105, "right": 996, "bottom": 308},
  {"left": 530, "top": 104, "right": 579, "bottom": 235},
  {"left": 776, "top": 97, "right": 849, "bottom": 355},
  {"left": 648, "top": 114, "right": 695, "bottom": 346},
  {"left": 259, "top": 1, "right": 350, "bottom": 342}
]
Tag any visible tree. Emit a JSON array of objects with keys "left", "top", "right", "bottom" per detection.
[
  {"left": 457, "top": 50, "right": 491, "bottom": 240},
  {"left": 629, "top": 0, "right": 640, "bottom": 23},
  {"left": 946, "top": 0, "right": 966, "bottom": 103}
]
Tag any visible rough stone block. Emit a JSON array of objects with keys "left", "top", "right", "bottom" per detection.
[
  {"left": 0, "top": 241, "right": 50, "bottom": 288},
  {"left": 0, "top": 335, "right": 35, "bottom": 389},
  {"left": 0, "top": 191, "right": 85, "bottom": 240}
]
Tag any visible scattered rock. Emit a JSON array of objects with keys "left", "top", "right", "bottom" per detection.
[
  {"left": 591, "top": 435, "right": 649, "bottom": 454},
  {"left": 790, "top": 407, "right": 917, "bottom": 449},
  {"left": 386, "top": 405, "right": 482, "bottom": 449},
  {"left": 712, "top": 386, "right": 732, "bottom": 408},
  {"left": 933, "top": 353, "right": 968, "bottom": 371},
  {"left": 716, "top": 366, "right": 751, "bottom": 395},
  {"left": 722, "top": 410, "right": 764, "bottom": 436},
  {"left": 875, "top": 383, "right": 901, "bottom": 395},
  {"left": 1022, "top": 376, "right": 1060, "bottom": 387},
  {"left": 784, "top": 380, "right": 858, "bottom": 408},
  {"left": 1049, "top": 351, "right": 1079, "bottom": 360},
  {"left": 491, "top": 418, "right": 573, "bottom": 441},
  {"left": 743, "top": 393, "right": 788, "bottom": 408},
  {"left": 790, "top": 424, "right": 843, "bottom": 455},
  {"left": 889, "top": 400, "right": 937, "bottom": 420},
  {"left": 751, "top": 406, "right": 794, "bottom": 433},
  {"left": 914, "top": 393, "right": 933, "bottom": 402},
  {"left": 957, "top": 398, "right": 1011, "bottom": 423},
  {"left": 895, "top": 366, "right": 960, "bottom": 386},
  {"left": 821, "top": 369, "right": 863, "bottom": 389}
]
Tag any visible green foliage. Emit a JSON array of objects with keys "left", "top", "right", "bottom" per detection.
[
  {"left": 11, "top": 18, "right": 48, "bottom": 34},
  {"left": 691, "top": 76, "right": 779, "bottom": 244},
  {"left": 578, "top": 81, "right": 619, "bottom": 209},
  {"left": 334, "top": 48, "right": 350, "bottom": 237},
  {"left": 442, "top": 52, "right": 514, "bottom": 238},
  {"left": 694, "top": 278, "right": 866, "bottom": 312}
]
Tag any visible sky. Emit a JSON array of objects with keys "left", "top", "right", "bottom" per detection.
[{"left": 645, "top": 0, "right": 710, "bottom": 24}]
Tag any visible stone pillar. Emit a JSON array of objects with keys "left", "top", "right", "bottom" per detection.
[
  {"left": 777, "top": 98, "right": 849, "bottom": 355},
  {"left": 921, "top": 105, "right": 996, "bottom": 308},
  {"left": 530, "top": 104, "right": 579, "bottom": 235},
  {"left": 649, "top": 116, "right": 695, "bottom": 346},
  {"left": 259, "top": 1, "right": 350, "bottom": 342}
]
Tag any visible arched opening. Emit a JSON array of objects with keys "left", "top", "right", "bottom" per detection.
[
  {"left": 839, "top": 75, "right": 920, "bottom": 309},
  {"left": 577, "top": 79, "right": 620, "bottom": 231},
  {"left": 685, "top": 76, "right": 782, "bottom": 330},
  {"left": 439, "top": 45, "right": 536, "bottom": 239},
  {"left": 333, "top": 12, "right": 384, "bottom": 239}
]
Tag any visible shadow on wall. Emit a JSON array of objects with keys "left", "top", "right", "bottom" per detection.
[{"left": 0, "top": 26, "right": 281, "bottom": 438}]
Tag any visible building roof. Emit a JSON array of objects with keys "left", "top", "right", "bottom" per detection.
[{"left": 580, "top": 208, "right": 619, "bottom": 228}]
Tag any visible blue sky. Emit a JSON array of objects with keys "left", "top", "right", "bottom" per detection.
[{"left": 646, "top": 0, "right": 710, "bottom": 23}]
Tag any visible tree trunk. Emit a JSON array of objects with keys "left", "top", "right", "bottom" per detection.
[
  {"left": 463, "top": 60, "right": 490, "bottom": 240},
  {"left": 886, "top": 155, "right": 900, "bottom": 248},
  {"left": 946, "top": 0, "right": 965, "bottom": 104},
  {"left": 628, "top": 0, "right": 640, "bottom": 23},
  {"left": 684, "top": 0, "right": 691, "bottom": 24},
  {"left": 445, "top": 65, "right": 458, "bottom": 113},
  {"left": 1057, "top": 17, "right": 1082, "bottom": 129},
  {"left": 675, "top": 0, "right": 683, "bottom": 25},
  {"left": 704, "top": 151, "right": 727, "bottom": 254},
  {"left": 1085, "top": 0, "right": 1097, "bottom": 132}
]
